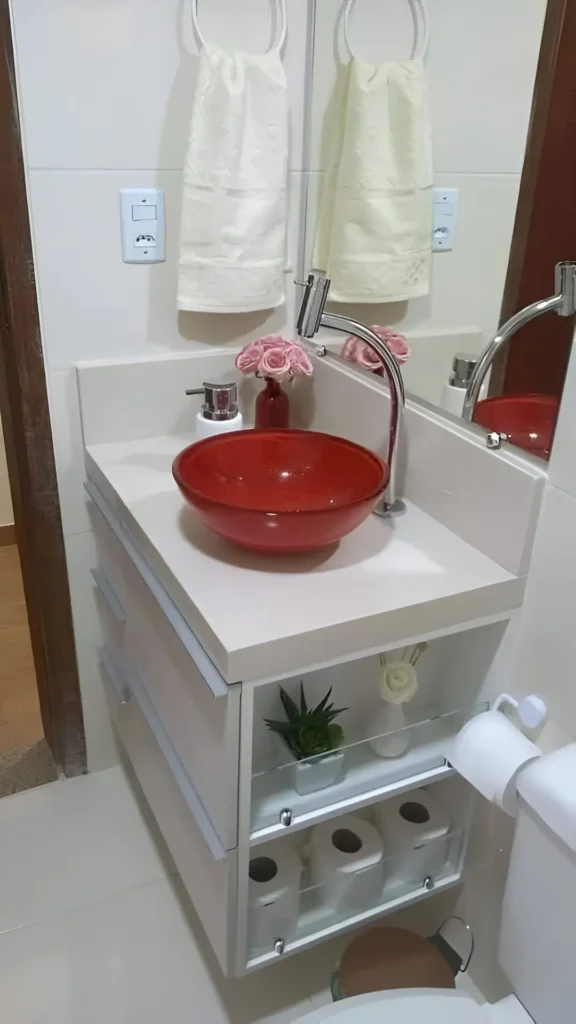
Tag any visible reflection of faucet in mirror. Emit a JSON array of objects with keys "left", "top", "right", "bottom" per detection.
[
  {"left": 462, "top": 262, "right": 576, "bottom": 439},
  {"left": 297, "top": 274, "right": 406, "bottom": 518}
]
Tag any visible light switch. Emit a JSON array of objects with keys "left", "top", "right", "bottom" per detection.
[
  {"left": 432, "top": 187, "right": 459, "bottom": 252},
  {"left": 120, "top": 189, "right": 165, "bottom": 263},
  {"left": 132, "top": 204, "right": 157, "bottom": 221}
]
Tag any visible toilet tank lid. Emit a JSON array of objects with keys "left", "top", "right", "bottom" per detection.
[{"left": 518, "top": 744, "right": 576, "bottom": 851}]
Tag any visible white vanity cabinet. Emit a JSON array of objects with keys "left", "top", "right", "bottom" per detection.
[{"left": 88, "top": 481, "right": 507, "bottom": 977}]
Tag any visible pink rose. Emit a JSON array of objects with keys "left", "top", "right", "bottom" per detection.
[
  {"left": 236, "top": 341, "right": 264, "bottom": 373},
  {"left": 341, "top": 327, "right": 411, "bottom": 374},
  {"left": 370, "top": 326, "right": 411, "bottom": 365},
  {"left": 258, "top": 334, "right": 287, "bottom": 351},
  {"left": 259, "top": 346, "right": 293, "bottom": 383},
  {"left": 342, "top": 336, "right": 382, "bottom": 372},
  {"left": 289, "top": 343, "right": 314, "bottom": 377}
]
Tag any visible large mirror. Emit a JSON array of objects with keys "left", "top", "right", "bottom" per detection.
[{"left": 301, "top": 0, "right": 573, "bottom": 461}]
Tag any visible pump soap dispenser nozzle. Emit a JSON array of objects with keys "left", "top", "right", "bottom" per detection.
[{"left": 186, "top": 381, "right": 244, "bottom": 439}]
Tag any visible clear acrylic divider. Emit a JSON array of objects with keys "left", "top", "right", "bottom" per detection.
[
  {"left": 248, "top": 828, "right": 465, "bottom": 959},
  {"left": 251, "top": 704, "right": 488, "bottom": 834}
]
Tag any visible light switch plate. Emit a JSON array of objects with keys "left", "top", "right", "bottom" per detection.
[{"left": 120, "top": 188, "right": 166, "bottom": 264}]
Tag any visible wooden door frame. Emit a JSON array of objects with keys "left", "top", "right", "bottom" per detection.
[
  {"left": 492, "top": 0, "right": 572, "bottom": 394},
  {"left": 0, "top": 3, "right": 86, "bottom": 775}
]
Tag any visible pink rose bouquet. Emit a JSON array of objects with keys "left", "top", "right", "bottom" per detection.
[
  {"left": 342, "top": 326, "right": 411, "bottom": 375},
  {"left": 235, "top": 336, "right": 314, "bottom": 384}
]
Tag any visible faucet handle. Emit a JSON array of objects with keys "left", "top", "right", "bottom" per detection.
[
  {"left": 555, "top": 262, "right": 576, "bottom": 317},
  {"left": 486, "top": 431, "right": 509, "bottom": 450},
  {"left": 296, "top": 274, "right": 331, "bottom": 339}
]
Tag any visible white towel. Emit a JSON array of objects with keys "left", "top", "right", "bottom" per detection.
[
  {"left": 313, "top": 58, "right": 433, "bottom": 304},
  {"left": 178, "top": 43, "right": 288, "bottom": 313}
]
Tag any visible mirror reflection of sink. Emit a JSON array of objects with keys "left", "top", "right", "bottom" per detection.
[{"left": 473, "top": 394, "right": 559, "bottom": 460}]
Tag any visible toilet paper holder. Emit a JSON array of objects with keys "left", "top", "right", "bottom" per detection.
[{"left": 492, "top": 693, "right": 548, "bottom": 733}]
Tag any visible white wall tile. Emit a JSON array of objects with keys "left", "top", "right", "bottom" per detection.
[
  {"left": 47, "top": 370, "right": 91, "bottom": 537},
  {"left": 12, "top": 0, "right": 308, "bottom": 172},
  {"left": 413, "top": 173, "right": 522, "bottom": 340},
  {"left": 64, "top": 531, "right": 118, "bottom": 772},
  {"left": 547, "top": 325, "right": 576, "bottom": 498},
  {"left": 309, "top": 0, "right": 546, "bottom": 174},
  {"left": 305, "top": 170, "right": 522, "bottom": 344},
  {"left": 511, "top": 485, "right": 576, "bottom": 736},
  {"left": 29, "top": 169, "right": 298, "bottom": 372}
]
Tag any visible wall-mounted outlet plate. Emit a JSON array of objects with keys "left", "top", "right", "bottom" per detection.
[
  {"left": 120, "top": 189, "right": 166, "bottom": 264},
  {"left": 432, "top": 187, "right": 459, "bottom": 253}
]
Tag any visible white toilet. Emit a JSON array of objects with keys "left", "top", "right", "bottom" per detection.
[{"left": 298, "top": 745, "right": 576, "bottom": 1023}]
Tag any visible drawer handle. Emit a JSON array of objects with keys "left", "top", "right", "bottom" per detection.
[
  {"left": 92, "top": 568, "right": 126, "bottom": 623},
  {"left": 86, "top": 480, "right": 229, "bottom": 699},
  {"left": 99, "top": 649, "right": 130, "bottom": 704},
  {"left": 101, "top": 646, "right": 227, "bottom": 863}
]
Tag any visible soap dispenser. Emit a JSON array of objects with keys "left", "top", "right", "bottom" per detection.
[
  {"left": 186, "top": 382, "right": 244, "bottom": 439},
  {"left": 440, "top": 354, "right": 478, "bottom": 417}
]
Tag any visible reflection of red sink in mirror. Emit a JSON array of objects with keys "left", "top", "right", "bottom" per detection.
[
  {"left": 473, "top": 394, "right": 559, "bottom": 459},
  {"left": 173, "top": 429, "right": 389, "bottom": 553}
]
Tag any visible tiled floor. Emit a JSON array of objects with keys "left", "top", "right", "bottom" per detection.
[
  {"left": 0, "top": 544, "right": 58, "bottom": 796},
  {"left": 0, "top": 763, "right": 486, "bottom": 1022},
  {"left": 0, "top": 765, "right": 344, "bottom": 1023},
  {"left": 0, "top": 545, "right": 42, "bottom": 750}
]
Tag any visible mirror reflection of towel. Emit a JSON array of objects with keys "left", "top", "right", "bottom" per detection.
[{"left": 314, "top": 58, "right": 433, "bottom": 304}]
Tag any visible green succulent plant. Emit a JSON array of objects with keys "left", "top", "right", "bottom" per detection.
[{"left": 265, "top": 684, "right": 348, "bottom": 761}]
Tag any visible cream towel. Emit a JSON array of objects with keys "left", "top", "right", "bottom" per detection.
[
  {"left": 178, "top": 43, "right": 288, "bottom": 313},
  {"left": 313, "top": 58, "right": 433, "bottom": 304}
]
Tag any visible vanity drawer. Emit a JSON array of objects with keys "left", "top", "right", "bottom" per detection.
[
  {"left": 122, "top": 556, "right": 240, "bottom": 851},
  {"left": 91, "top": 565, "right": 126, "bottom": 658},
  {"left": 92, "top": 500, "right": 131, "bottom": 616},
  {"left": 87, "top": 481, "right": 240, "bottom": 850},
  {"left": 100, "top": 649, "right": 237, "bottom": 975}
]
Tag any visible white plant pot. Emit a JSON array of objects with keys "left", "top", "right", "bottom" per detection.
[
  {"left": 273, "top": 734, "right": 347, "bottom": 796},
  {"left": 369, "top": 701, "right": 411, "bottom": 758},
  {"left": 291, "top": 749, "right": 346, "bottom": 796}
]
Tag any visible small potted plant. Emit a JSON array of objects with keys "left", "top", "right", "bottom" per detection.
[{"left": 265, "top": 684, "right": 348, "bottom": 796}]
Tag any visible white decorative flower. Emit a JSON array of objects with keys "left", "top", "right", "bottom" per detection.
[{"left": 379, "top": 662, "right": 419, "bottom": 704}]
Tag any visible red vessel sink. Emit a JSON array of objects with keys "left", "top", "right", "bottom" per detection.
[
  {"left": 473, "top": 394, "right": 559, "bottom": 459},
  {"left": 173, "top": 429, "right": 388, "bottom": 553}
]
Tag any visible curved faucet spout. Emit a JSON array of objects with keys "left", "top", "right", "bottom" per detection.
[
  {"left": 297, "top": 275, "right": 405, "bottom": 517},
  {"left": 462, "top": 261, "right": 576, "bottom": 425}
]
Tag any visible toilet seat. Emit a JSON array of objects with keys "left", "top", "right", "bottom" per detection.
[{"left": 297, "top": 988, "right": 489, "bottom": 1023}]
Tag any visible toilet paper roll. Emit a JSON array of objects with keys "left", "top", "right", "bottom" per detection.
[
  {"left": 310, "top": 814, "right": 384, "bottom": 916},
  {"left": 449, "top": 711, "right": 541, "bottom": 816},
  {"left": 375, "top": 788, "right": 451, "bottom": 885},
  {"left": 248, "top": 846, "right": 301, "bottom": 952}
]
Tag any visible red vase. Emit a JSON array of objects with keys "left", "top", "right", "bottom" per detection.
[{"left": 255, "top": 377, "right": 290, "bottom": 429}]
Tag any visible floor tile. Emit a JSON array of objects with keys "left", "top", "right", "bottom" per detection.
[
  {"left": 0, "top": 765, "right": 170, "bottom": 935},
  {"left": 0, "top": 875, "right": 314, "bottom": 1024},
  {"left": 0, "top": 545, "right": 42, "bottom": 752}
]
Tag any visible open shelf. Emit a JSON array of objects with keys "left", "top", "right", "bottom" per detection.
[
  {"left": 246, "top": 821, "right": 466, "bottom": 969},
  {"left": 250, "top": 703, "right": 486, "bottom": 842}
]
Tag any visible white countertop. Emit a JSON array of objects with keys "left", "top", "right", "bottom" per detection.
[{"left": 86, "top": 434, "right": 525, "bottom": 683}]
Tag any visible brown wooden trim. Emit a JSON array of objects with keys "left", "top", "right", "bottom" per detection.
[
  {"left": 0, "top": 523, "right": 15, "bottom": 547},
  {"left": 0, "top": 5, "right": 86, "bottom": 775},
  {"left": 492, "top": 0, "right": 572, "bottom": 396}
]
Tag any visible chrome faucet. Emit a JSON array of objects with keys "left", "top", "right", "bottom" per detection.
[
  {"left": 297, "top": 274, "right": 405, "bottom": 517},
  {"left": 462, "top": 261, "right": 576, "bottom": 427}
]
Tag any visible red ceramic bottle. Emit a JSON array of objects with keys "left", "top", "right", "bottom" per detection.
[{"left": 255, "top": 378, "right": 290, "bottom": 428}]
